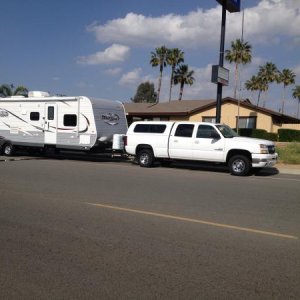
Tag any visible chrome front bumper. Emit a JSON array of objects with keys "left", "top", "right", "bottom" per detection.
[{"left": 252, "top": 153, "right": 278, "bottom": 168}]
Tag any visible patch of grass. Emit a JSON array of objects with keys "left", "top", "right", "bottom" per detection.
[{"left": 277, "top": 142, "right": 300, "bottom": 164}]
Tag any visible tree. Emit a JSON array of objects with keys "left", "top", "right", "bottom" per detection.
[
  {"left": 244, "top": 75, "right": 267, "bottom": 107},
  {"left": 257, "top": 62, "right": 279, "bottom": 86},
  {"left": 225, "top": 39, "right": 252, "bottom": 99},
  {"left": 277, "top": 68, "right": 296, "bottom": 114},
  {"left": 0, "top": 84, "right": 28, "bottom": 97},
  {"left": 131, "top": 82, "right": 157, "bottom": 103},
  {"left": 173, "top": 64, "right": 195, "bottom": 101},
  {"left": 256, "top": 62, "right": 279, "bottom": 107},
  {"left": 292, "top": 85, "right": 300, "bottom": 119},
  {"left": 166, "top": 48, "right": 184, "bottom": 102},
  {"left": 150, "top": 46, "right": 168, "bottom": 102}
]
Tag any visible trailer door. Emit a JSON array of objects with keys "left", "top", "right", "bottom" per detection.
[{"left": 44, "top": 104, "right": 57, "bottom": 144}]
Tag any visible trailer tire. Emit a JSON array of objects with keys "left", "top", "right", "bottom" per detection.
[
  {"left": 3, "top": 143, "right": 14, "bottom": 156},
  {"left": 228, "top": 155, "right": 251, "bottom": 176},
  {"left": 137, "top": 149, "right": 154, "bottom": 168}
]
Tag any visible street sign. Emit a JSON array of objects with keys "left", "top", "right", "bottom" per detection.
[
  {"left": 211, "top": 65, "right": 229, "bottom": 86},
  {"left": 216, "top": 0, "right": 241, "bottom": 13}
]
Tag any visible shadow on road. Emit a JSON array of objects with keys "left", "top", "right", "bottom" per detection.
[
  {"left": 158, "top": 160, "right": 279, "bottom": 177},
  {"left": 1, "top": 150, "right": 280, "bottom": 176}
]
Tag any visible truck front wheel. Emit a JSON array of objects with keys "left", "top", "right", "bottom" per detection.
[
  {"left": 137, "top": 149, "right": 154, "bottom": 168},
  {"left": 228, "top": 155, "right": 251, "bottom": 176}
]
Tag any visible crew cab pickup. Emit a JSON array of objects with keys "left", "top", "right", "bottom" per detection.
[{"left": 125, "top": 121, "right": 278, "bottom": 176}]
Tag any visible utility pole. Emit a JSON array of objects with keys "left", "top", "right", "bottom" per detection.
[
  {"left": 214, "top": 0, "right": 241, "bottom": 123},
  {"left": 216, "top": 2, "right": 227, "bottom": 123}
]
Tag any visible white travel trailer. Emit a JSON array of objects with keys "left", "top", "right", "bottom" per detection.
[{"left": 0, "top": 91, "right": 127, "bottom": 155}]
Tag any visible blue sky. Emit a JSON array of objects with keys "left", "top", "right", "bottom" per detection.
[{"left": 1, "top": 0, "right": 300, "bottom": 117}]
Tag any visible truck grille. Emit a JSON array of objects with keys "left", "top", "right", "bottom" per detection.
[{"left": 268, "top": 145, "right": 275, "bottom": 154}]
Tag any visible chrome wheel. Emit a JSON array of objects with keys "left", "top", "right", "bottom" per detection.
[
  {"left": 137, "top": 149, "right": 154, "bottom": 168},
  {"left": 4, "top": 144, "right": 14, "bottom": 156},
  {"left": 229, "top": 155, "right": 251, "bottom": 176}
]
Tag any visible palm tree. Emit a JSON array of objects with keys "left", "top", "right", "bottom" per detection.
[
  {"left": 150, "top": 46, "right": 168, "bottom": 102},
  {"left": 277, "top": 68, "right": 296, "bottom": 114},
  {"left": 256, "top": 62, "right": 279, "bottom": 107},
  {"left": 166, "top": 48, "right": 184, "bottom": 102},
  {"left": 0, "top": 84, "right": 28, "bottom": 97},
  {"left": 225, "top": 39, "right": 252, "bottom": 99},
  {"left": 245, "top": 75, "right": 267, "bottom": 107},
  {"left": 258, "top": 62, "right": 279, "bottom": 84},
  {"left": 173, "top": 64, "right": 195, "bottom": 101},
  {"left": 292, "top": 85, "right": 300, "bottom": 119}
]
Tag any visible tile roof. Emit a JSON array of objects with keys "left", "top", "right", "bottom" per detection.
[{"left": 123, "top": 97, "right": 300, "bottom": 123}]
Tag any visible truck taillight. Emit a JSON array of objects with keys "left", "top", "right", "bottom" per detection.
[{"left": 123, "top": 136, "right": 127, "bottom": 146}]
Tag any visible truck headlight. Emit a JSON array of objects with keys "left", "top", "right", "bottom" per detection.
[{"left": 259, "top": 144, "right": 269, "bottom": 154}]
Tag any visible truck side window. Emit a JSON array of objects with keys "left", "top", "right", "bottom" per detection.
[
  {"left": 197, "top": 125, "right": 219, "bottom": 139},
  {"left": 174, "top": 124, "right": 194, "bottom": 137},
  {"left": 134, "top": 124, "right": 166, "bottom": 133}
]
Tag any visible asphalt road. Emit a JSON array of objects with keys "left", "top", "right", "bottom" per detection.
[{"left": 0, "top": 156, "right": 300, "bottom": 299}]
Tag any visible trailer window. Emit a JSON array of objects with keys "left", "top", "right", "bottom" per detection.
[
  {"left": 30, "top": 112, "right": 40, "bottom": 121},
  {"left": 64, "top": 114, "right": 77, "bottom": 127},
  {"left": 174, "top": 124, "right": 194, "bottom": 137},
  {"left": 134, "top": 124, "right": 166, "bottom": 133}
]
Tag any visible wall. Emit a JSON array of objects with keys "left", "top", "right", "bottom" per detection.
[{"left": 188, "top": 103, "right": 275, "bottom": 131}]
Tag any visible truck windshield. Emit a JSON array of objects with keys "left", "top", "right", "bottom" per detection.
[{"left": 216, "top": 125, "right": 238, "bottom": 138}]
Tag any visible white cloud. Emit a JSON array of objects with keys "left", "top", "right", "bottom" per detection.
[
  {"left": 76, "top": 44, "right": 130, "bottom": 65},
  {"left": 105, "top": 67, "right": 122, "bottom": 76},
  {"left": 87, "top": 9, "right": 222, "bottom": 48},
  {"left": 119, "top": 68, "right": 142, "bottom": 86},
  {"left": 86, "top": 1, "right": 300, "bottom": 49},
  {"left": 181, "top": 65, "right": 216, "bottom": 99},
  {"left": 119, "top": 68, "right": 154, "bottom": 88},
  {"left": 239, "top": 0, "right": 300, "bottom": 45}
]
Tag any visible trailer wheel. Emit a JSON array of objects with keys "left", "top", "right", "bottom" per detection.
[
  {"left": 3, "top": 143, "right": 14, "bottom": 156},
  {"left": 137, "top": 149, "right": 154, "bottom": 168},
  {"left": 228, "top": 155, "right": 251, "bottom": 176}
]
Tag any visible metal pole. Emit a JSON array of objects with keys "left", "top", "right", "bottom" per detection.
[
  {"left": 216, "top": 0, "right": 227, "bottom": 123},
  {"left": 237, "top": 8, "right": 245, "bottom": 134}
]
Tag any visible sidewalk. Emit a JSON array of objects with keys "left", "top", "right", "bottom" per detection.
[{"left": 274, "top": 163, "right": 300, "bottom": 175}]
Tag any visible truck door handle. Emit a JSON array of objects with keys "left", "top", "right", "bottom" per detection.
[
  {"left": 174, "top": 140, "right": 178, "bottom": 143},
  {"left": 195, "top": 141, "right": 199, "bottom": 144}
]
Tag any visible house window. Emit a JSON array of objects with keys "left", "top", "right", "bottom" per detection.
[
  {"left": 30, "top": 112, "right": 40, "bottom": 121},
  {"left": 64, "top": 114, "right": 77, "bottom": 127},
  {"left": 202, "top": 117, "right": 216, "bottom": 123},
  {"left": 237, "top": 117, "right": 257, "bottom": 129},
  {"left": 174, "top": 124, "right": 194, "bottom": 137}
]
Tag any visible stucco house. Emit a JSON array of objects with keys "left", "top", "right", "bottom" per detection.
[{"left": 124, "top": 97, "right": 300, "bottom": 133}]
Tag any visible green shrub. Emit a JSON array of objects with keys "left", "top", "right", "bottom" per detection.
[
  {"left": 278, "top": 129, "right": 300, "bottom": 142},
  {"left": 238, "top": 128, "right": 277, "bottom": 141},
  {"left": 277, "top": 142, "right": 300, "bottom": 164}
]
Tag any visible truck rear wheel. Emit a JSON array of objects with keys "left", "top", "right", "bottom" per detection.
[
  {"left": 137, "top": 149, "right": 154, "bottom": 168},
  {"left": 3, "top": 143, "right": 14, "bottom": 156},
  {"left": 228, "top": 155, "right": 251, "bottom": 176}
]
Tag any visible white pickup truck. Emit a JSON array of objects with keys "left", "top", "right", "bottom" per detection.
[{"left": 125, "top": 121, "right": 278, "bottom": 176}]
